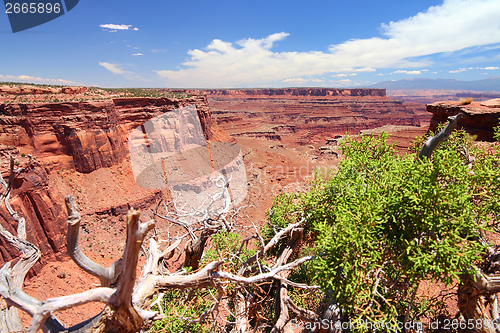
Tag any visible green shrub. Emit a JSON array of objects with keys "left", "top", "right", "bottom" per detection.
[{"left": 268, "top": 129, "right": 500, "bottom": 332}]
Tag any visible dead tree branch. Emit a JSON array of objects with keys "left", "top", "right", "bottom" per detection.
[
  {"left": 0, "top": 157, "right": 64, "bottom": 333},
  {"left": 0, "top": 160, "right": 316, "bottom": 333},
  {"left": 418, "top": 113, "right": 463, "bottom": 160},
  {"left": 65, "top": 195, "right": 123, "bottom": 287}
]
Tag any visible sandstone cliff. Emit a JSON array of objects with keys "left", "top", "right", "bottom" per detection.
[
  {"left": 191, "top": 87, "right": 386, "bottom": 97},
  {"left": 0, "top": 95, "right": 213, "bottom": 274},
  {"left": 427, "top": 98, "right": 500, "bottom": 141},
  {"left": 0, "top": 153, "right": 67, "bottom": 276},
  {"left": 0, "top": 84, "right": 89, "bottom": 95},
  {"left": 0, "top": 95, "right": 211, "bottom": 173}
]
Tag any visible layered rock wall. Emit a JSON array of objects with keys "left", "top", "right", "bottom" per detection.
[
  {"left": 0, "top": 95, "right": 211, "bottom": 173},
  {"left": 0, "top": 95, "right": 212, "bottom": 274},
  {"left": 193, "top": 87, "right": 386, "bottom": 97},
  {"left": 207, "top": 89, "right": 425, "bottom": 144},
  {"left": 0, "top": 160, "right": 67, "bottom": 276},
  {"left": 427, "top": 99, "right": 500, "bottom": 141}
]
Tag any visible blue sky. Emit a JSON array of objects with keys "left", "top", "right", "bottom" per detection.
[{"left": 1, "top": 0, "right": 500, "bottom": 88}]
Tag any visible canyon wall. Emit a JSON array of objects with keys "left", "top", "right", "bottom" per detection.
[
  {"left": 190, "top": 87, "right": 386, "bottom": 97},
  {"left": 0, "top": 95, "right": 211, "bottom": 173},
  {"left": 0, "top": 155, "right": 67, "bottom": 275},
  {"left": 0, "top": 95, "right": 212, "bottom": 273},
  {"left": 205, "top": 88, "right": 429, "bottom": 145},
  {"left": 0, "top": 88, "right": 431, "bottom": 275}
]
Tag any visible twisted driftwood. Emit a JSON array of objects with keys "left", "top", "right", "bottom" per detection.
[{"left": 0, "top": 159, "right": 317, "bottom": 332}]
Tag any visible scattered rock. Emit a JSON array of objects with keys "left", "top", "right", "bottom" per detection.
[
  {"left": 481, "top": 98, "right": 500, "bottom": 108},
  {"left": 319, "top": 146, "right": 339, "bottom": 157}
]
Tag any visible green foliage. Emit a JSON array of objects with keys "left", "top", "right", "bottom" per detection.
[
  {"left": 150, "top": 289, "right": 214, "bottom": 333},
  {"left": 152, "top": 231, "right": 261, "bottom": 332},
  {"left": 270, "top": 130, "right": 500, "bottom": 332},
  {"left": 200, "top": 231, "right": 256, "bottom": 270},
  {"left": 494, "top": 125, "right": 500, "bottom": 143},
  {"left": 99, "top": 87, "right": 191, "bottom": 99}
]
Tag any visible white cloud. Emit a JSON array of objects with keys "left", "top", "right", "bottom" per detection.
[
  {"left": 98, "top": 62, "right": 145, "bottom": 81},
  {"left": 483, "top": 66, "right": 499, "bottom": 70},
  {"left": 100, "top": 24, "right": 138, "bottom": 31},
  {"left": 392, "top": 70, "right": 422, "bottom": 75},
  {"left": 282, "top": 77, "right": 307, "bottom": 84},
  {"left": 283, "top": 77, "right": 324, "bottom": 85},
  {"left": 0, "top": 74, "right": 81, "bottom": 85},
  {"left": 132, "top": 53, "right": 144, "bottom": 56},
  {"left": 449, "top": 68, "right": 468, "bottom": 73},
  {"left": 155, "top": 0, "right": 500, "bottom": 87},
  {"left": 98, "top": 62, "right": 131, "bottom": 75}
]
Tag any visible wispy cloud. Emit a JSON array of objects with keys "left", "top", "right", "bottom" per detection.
[
  {"left": 155, "top": 0, "right": 500, "bottom": 87},
  {"left": 282, "top": 77, "right": 324, "bottom": 85},
  {"left": 449, "top": 68, "right": 468, "bottom": 73},
  {"left": 393, "top": 70, "right": 423, "bottom": 75},
  {"left": 98, "top": 62, "right": 147, "bottom": 82},
  {"left": 99, "top": 62, "right": 131, "bottom": 75},
  {"left": 132, "top": 53, "right": 144, "bottom": 56},
  {"left": 332, "top": 73, "right": 357, "bottom": 78},
  {"left": 100, "top": 24, "right": 139, "bottom": 32},
  {"left": 449, "top": 66, "right": 498, "bottom": 73},
  {"left": 0, "top": 74, "right": 81, "bottom": 85}
]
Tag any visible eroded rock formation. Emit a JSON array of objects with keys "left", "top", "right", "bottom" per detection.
[
  {"left": 0, "top": 152, "right": 66, "bottom": 276},
  {"left": 204, "top": 88, "right": 429, "bottom": 144},
  {"left": 0, "top": 95, "right": 213, "bottom": 275},
  {"left": 0, "top": 85, "right": 89, "bottom": 95},
  {"left": 191, "top": 87, "right": 386, "bottom": 97},
  {"left": 0, "top": 96, "right": 211, "bottom": 173},
  {"left": 427, "top": 98, "right": 500, "bottom": 141}
]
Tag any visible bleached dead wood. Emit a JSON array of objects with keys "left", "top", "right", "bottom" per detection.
[
  {"left": 0, "top": 157, "right": 317, "bottom": 333},
  {"left": 418, "top": 113, "right": 463, "bottom": 160},
  {"left": 0, "top": 157, "right": 66, "bottom": 333},
  {"left": 65, "top": 195, "right": 123, "bottom": 288}
]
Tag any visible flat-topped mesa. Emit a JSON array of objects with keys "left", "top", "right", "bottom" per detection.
[
  {"left": 186, "top": 88, "right": 387, "bottom": 98},
  {"left": 0, "top": 84, "right": 89, "bottom": 95},
  {"left": 427, "top": 98, "right": 500, "bottom": 141},
  {"left": 0, "top": 95, "right": 212, "bottom": 173}
]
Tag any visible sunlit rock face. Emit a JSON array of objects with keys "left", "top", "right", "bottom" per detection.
[
  {"left": 0, "top": 95, "right": 211, "bottom": 173},
  {"left": 0, "top": 95, "right": 214, "bottom": 273},
  {"left": 427, "top": 98, "right": 500, "bottom": 141}
]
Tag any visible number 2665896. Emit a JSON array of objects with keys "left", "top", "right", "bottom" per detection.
[{"left": 5, "top": 3, "right": 61, "bottom": 14}]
